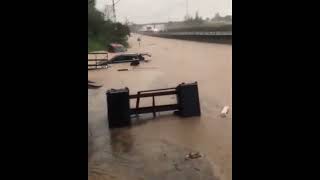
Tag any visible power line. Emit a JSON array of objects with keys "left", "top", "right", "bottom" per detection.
[
  {"left": 112, "top": 0, "right": 121, "bottom": 22},
  {"left": 104, "top": 0, "right": 121, "bottom": 22}
]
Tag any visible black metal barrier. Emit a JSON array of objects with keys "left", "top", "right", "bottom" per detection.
[
  {"left": 106, "top": 82, "right": 201, "bottom": 128},
  {"left": 88, "top": 52, "right": 108, "bottom": 69}
]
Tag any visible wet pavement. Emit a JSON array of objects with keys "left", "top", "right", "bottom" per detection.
[{"left": 88, "top": 34, "right": 232, "bottom": 180}]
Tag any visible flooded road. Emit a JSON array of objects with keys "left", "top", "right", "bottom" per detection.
[{"left": 88, "top": 34, "right": 232, "bottom": 180}]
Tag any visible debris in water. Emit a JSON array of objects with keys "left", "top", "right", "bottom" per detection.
[
  {"left": 88, "top": 80, "right": 102, "bottom": 89},
  {"left": 130, "top": 61, "right": 140, "bottom": 66},
  {"left": 173, "top": 163, "right": 182, "bottom": 171},
  {"left": 220, "top": 106, "right": 230, "bottom": 117},
  {"left": 132, "top": 67, "right": 159, "bottom": 70},
  {"left": 185, "top": 152, "right": 203, "bottom": 160},
  {"left": 106, "top": 82, "right": 201, "bottom": 128},
  {"left": 118, "top": 69, "right": 129, "bottom": 71},
  {"left": 88, "top": 84, "right": 102, "bottom": 89}
]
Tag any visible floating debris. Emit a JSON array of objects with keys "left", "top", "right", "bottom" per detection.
[
  {"left": 173, "top": 163, "right": 182, "bottom": 171},
  {"left": 130, "top": 61, "right": 140, "bottom": 66},
  {"left": 88, "top": 80, "right": 102, "bottom": 89},
  {"left": 88, "top": 84, "right": 102, "bottom": 89},
  {"left": 185, "top": 152, "right": 203, "bottom": 160},
  {"left": 220, "top": 106, "right": 230, "bottom": 117},
  {"left": 118, "top": 69, "right": 129, "bottom": 71},
  {"left": 133, "top": 67, "right": 158, "bottom": 70}
]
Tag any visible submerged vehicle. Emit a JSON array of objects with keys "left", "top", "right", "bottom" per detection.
[
  {"left": 88, "top": 43, "right": 151, "bottom": 69},
  {"left": 107, "top": 43, "right": 127, "bottom": 53},
  {"left": 99, "top": 53, "right": 151, "bottom": 65}
]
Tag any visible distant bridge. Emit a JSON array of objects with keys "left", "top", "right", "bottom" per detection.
[{"left": 135, "top": 22, "right": 170, "bottom": 26}]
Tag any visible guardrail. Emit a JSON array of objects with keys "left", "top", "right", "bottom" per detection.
[
  {"left": 141, "top": 31, "right": 232, "bottom": 36},
  {"left": 140, "top": 31, "right": 232, "bottom": 44}
]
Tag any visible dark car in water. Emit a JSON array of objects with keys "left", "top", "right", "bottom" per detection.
[
  {"left": 98, "top": 53, "right": 151, "bottom": 65},
  {"left": 89, "top": 43, "right": 151, "bottom": 67}
]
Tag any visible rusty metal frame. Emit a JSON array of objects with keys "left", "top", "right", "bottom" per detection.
[{"left": 129, "top": 87, "right": 178, "bottom": 118}]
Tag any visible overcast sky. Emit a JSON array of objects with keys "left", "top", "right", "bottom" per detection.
[{"left": 95, "top": 0, "right": 232, "bottom": 24}]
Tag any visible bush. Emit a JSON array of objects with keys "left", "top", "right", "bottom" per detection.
[{"left": 88, "top": 0, "right": 130, "bottom": 52}]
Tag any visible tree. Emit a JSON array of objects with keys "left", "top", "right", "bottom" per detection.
[
  {"left": 224, "top": 15, "right": 232, "bottom": 22},
  {"left": 124, "top": 17, "right": 130, "bottom": 25},
  {"left": 195, "top": 11, "right": 200, "bottom": 20},
  {"left": 88, "top": 0, "right": 94, "bottom": 6},
  {"left": 194, "top": 11, "right": 203, "bottom": 24},
  {"left": 213, "top": 12, "right": 222, "bottom": 21},
  {"left": 184, "top": 14, "right": 191, "bottom": 21},
  {"left": 183, "top": 11, "right": 203, "bottom": 25},
  {"left": 183, "top": 14, "right": 193, "bottom": 24},
  {"left": 88, "top": 0, "right": 130, "bottom": 51}
]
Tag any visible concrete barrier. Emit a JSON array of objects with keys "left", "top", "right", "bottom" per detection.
[{"left": 140, "top": 32, "right": 232, "bottom": 44}]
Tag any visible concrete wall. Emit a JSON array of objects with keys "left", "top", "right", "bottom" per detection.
[{"left": 140, "top": 32, "right": 232, "bottom": 44}]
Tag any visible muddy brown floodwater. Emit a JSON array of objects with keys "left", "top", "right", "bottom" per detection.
[{"left": 88, "top": 34, "right": 232, "bottom": 180}]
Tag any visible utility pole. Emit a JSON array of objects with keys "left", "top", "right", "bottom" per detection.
[
  {"left": 186, "top": 0, "right": 189, "bottom": 18},
  {"left": 112, "top": 0, "right": 116, "bottom": 22},
  {"left": 104, "top": 5, "right": 108, "bottom": 21}
]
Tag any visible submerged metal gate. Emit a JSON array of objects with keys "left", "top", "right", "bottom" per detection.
[{"left": 106, "top": 82, "right": 201, "bottom": 128}]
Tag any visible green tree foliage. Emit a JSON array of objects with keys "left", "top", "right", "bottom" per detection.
[
  {"left": 88, "top": 0, "right": 130, "bottom": 52},
  {"left": 184, "top": 11, "right": 204, "bottom": 25},
  {"left": 224, "top": 15, "right": 232, "bottom": 22},
  {"left": 212, "top": 13, "right": 222, "bottom": 21},
  {"left": 212, "top": 13, "right": 232, "bottom": 22}
]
